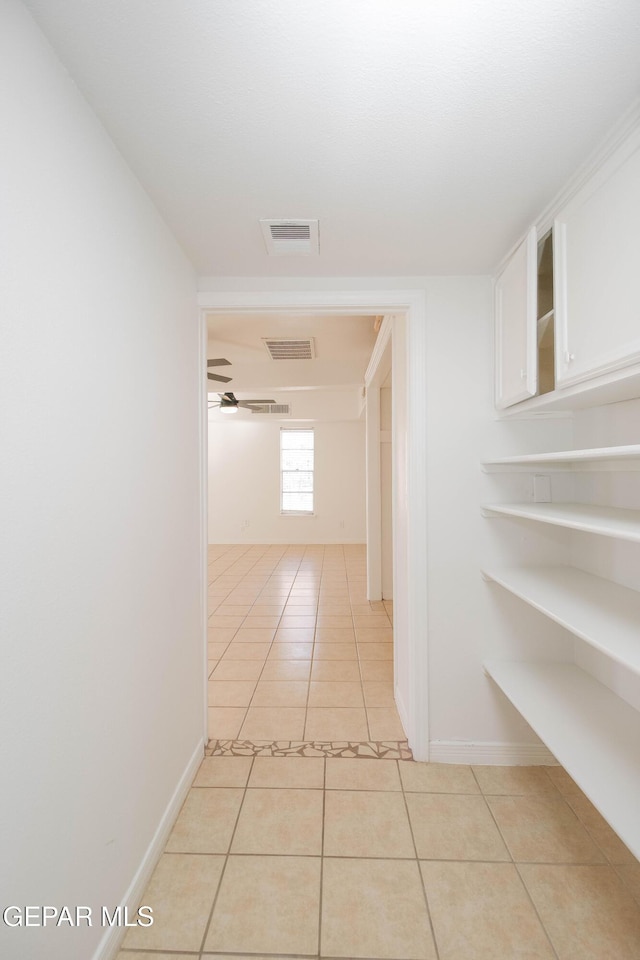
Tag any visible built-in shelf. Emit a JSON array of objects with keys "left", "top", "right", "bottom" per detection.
[
  {"left": 482, "top": 444, "right": 640, "bottom": 471},
  {"left": 484, "top": 659, "right": 640, "bottom": 860},
  {"left": 482, "top": 502, "right": 640, "bottom": 542},
  {"left": 483, "top": 565, "right": 640, "bottom": 675}
]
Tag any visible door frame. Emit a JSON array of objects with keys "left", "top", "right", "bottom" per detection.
[{"left": 198, "top": 288, "right": 429, "bottom": 760}]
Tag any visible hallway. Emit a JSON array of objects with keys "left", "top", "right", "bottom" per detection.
[
  {"left": 117, "top": 755, "right": 640, "bottom": 958},
  {"left": 207, "top": 544, "right": 404, "bottom": 750}
]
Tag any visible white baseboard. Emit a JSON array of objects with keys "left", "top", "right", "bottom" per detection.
[
  {"left": 428, "top": 740, "right": 558, "bottom": 766},
  {"left": 93, "top": 738, "right": 205, "bottom": 960}
]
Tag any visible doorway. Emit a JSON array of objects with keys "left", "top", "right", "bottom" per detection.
[{"left": 198, "top": 290, "right": 429, "bottom": 760}]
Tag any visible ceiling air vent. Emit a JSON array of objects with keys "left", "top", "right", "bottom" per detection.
[
  {"left": 251, "top": 403, "right": 291, "bottom": 416},
  {"left": 259, "top": 219, "right": 319, "bottom": 256},
  {"left": 263, "top": 338, "right": 316, "bottom": 360}
]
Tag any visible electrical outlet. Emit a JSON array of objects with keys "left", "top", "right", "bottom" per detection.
[{"left": 533, "top": 474, "right": 552, "bottom": 503}]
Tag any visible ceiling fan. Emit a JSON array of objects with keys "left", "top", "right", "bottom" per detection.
[
  {"left": 207, "top": 358, "right": 233, "bottom": 384},
  {"left": 208, "top": 392, "right": 276, "bottom": 414}
]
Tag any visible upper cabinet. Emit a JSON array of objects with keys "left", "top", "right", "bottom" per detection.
[
  {"left": 554, "top": 134, "right": 640, "bottom": 388},
  {"left": 494, "top": 119, "right": 640, "bottom": 412},
  {"left": 495, "top": 227, "right": 537, "bottom": 408}
]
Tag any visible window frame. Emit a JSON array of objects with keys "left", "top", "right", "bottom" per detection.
[{"left": 279, "top": 427, "right": 315, "bottom": 516}]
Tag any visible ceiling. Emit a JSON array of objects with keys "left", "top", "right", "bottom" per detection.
[
  {"left": 24, "top": 0, "right": 640, "bottom": 276},
  {"left": 206, "top": 313, "right": 377, "bottom": 418}
]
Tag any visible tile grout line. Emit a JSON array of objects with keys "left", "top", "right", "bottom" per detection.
[
  {"left": 398, "top": 757, "right": 442, "bottom": 960},
  {"left": 470, "top": 766, "right": 561, "bottom": 960},
  {"left": 317, "top": 753, "right": 327, "bottom": 959},
  {"left": 196, "top": 754, "right": 257, "bottom": 955}
]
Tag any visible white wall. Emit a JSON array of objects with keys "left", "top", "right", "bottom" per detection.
[
  {"left": 0, "top": 4, "right": 201, "bottom": 958},
  {"left": 199, "top": 275, "right": 572, "bottom": 756},
  {"left": 380, "top": 383, "right": 393, "bottom": 598},
  {"left": 208, "top": 418, "right": 366, "bottom": 543}
]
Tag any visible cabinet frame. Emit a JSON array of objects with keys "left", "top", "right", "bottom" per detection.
[{"left": 494, "top": 226, "right": 538, "bottom": 409}]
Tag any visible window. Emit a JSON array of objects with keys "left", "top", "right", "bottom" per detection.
[{"left": 280, "top": 428, "right": 314, "bottom": 514}]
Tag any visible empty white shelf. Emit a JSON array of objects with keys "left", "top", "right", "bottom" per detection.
[
  {"left": 483, "top": 444, "right": 640, "bottom": 470},
  {"left": 483, "top": 565, "right": 640, "bottom": 675},
  {"left": 484, "top": 659, "right": 640, "bottom": 860},
  {"left": 483, "top": 502, "right": 640, "bottom": 542}
]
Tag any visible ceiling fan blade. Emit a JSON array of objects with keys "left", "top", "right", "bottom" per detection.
[
  {"left": 238, "top": 403, "right": 263, "bottom": 411},
  {"left": 207, "top": 358, "right": 231, "bottom": 367},
  {"left": 207, "top": 373, "right": 233, "bottom": 383},
  {"left": 239, "top": 399, "right": 276, "bottom": 405}
]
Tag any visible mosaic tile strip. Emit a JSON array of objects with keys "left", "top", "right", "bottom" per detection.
[{"left": 206, "top": 739, "right": 413, "bottom": 760}]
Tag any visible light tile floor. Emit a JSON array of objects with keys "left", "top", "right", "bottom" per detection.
[
  {"left": 118, "top": 758, "right": 640, "bottom": 959},
  {"left": 117, "top": 544, "right": 640, "bottom": 959},
  {"left": 206, "top": 544, "right": 402, "bottom": 743}
]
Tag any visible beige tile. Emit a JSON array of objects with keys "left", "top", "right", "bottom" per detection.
[
  {"left": 358, "top": 641, "right": 393, "bottom": 659},
  {"left": 324, "top": 790, "right": 415, "bottom": 857},
  {"left": 249, "top": 757, "right": 325, "bottom": 789},
  {"left": 208, "top": 615, "right": 244, "bottom": 629},
  {"left": 123, "top": 853, "right": 223, "bottom": 952},
  {"left": 317, "top": 603, "right": 352, "bottom": 615},
  {"left": 239, "top": 706, "right": 306, "bottom": 740},
  {"left": 274, "top": 627, "right": 315, "bottom": 642},
  {"left": 240, "top": 615, "right": 280, "bottom": 628},
  {"left": 406, "top": 793, "right": 509, "bottom": 860},
  {"left": 211, "top": 659, "right": 264, "bottom": 681},
  {"left": 311, "top": 659, "right": 361, "bottom": 681},
  {"left": 421, "top": 861, "right": 555, "bottom": 960},
  {"left": 231, "top": 788, "right": 323, "bottom": 855},
  {"left": 204, "top": 855, "right": 320, "bottom": 955},
  {"left": 267, "top": 641, "right": 314, "bottom": 660},
  {"left": 546, "top": 765, "right": 586, "bottom": 798},
  {"left": 520, "top": 863, "right": 640, "bottom": 960},
  {"left": 357, "top": 627, "right": 394, "bottom": 642},
  {"left": 315, "top": 627, "right": 356, "bottom": 642},
  {"left": 617, "top": 862, "right": 640, "bottom": 905},
  {"left": 353, "top": 614, "right": 391, "bottom": 629},
  {"left": 304, "top": 707, "right": 368, "bottom": 740},
  {"left": 259, "top": 659, "right": 311, "bottom": 681},
  {"left": 400, "top": 761, "right": 480, "bottom": 794},
  {"left": 117, "top": 953, "right": 179, "bottom": 960},
  {"left": 488, "top": 796, "right": 606, "bottom": 863},
  {"left": 233, "top": 626, "right": 276, "bottom": 642},
  {"left": 193, "top": 756, "right": 252, "bottom": 788},
  {"left": 248, "top": 604, "right": 285, "bottom": 616},
  {"left": 207, "top": 627, "right": 237, "bottom": 643},
  {"left": 566, "top": 794, "right": 637, "bottom": 864},
  {"left": 251, "top": 680, "right": 309, "bottom": 707},
  {"left": 326, "top": 758, "right": 401, "bottom": 791},
  {"left": 321, "top": 858, "right": 436, "bottom": 960},
  {"left": 207, "top": 661, "right": 218, "bottom": 678},
  {"left": 360, "top": 659, "right": 394, "bottom": 681},
  {"left": 278, "top": 615, "right": 317, "bottom": 629},
  {"left": 215, "top": 604, "right": 252, "bottom": 616},
  {"left": 313, "top": 642, "right": 358, "bottom": 660},
  {"left": 208, "top": 641, "right": 230, "bottom": 659},
  {"left": 208, "top": 679, "right": 257, "bottom": 707},
  {"left": 473, "top": 765, "right": 560, "bottom": 796},
  {"left": 308, "top": 680, "right": 364, "bottom": 708},
  {"left": 166, "top": 788, "right": 243, "bottom": 853},
  {"left": 363, "top": 681, "right": 395, "bottom": 707},
  {"left": 208, "top": 707, "right": 246, "bottom": 739},
  {"left": 221, "top": 641, "right": 271, "bottom": 660},
  {"left": 351, "top": 603, "right": 386, "bottom": 615},
  {"left": 283, "top": 604, "right": 317, "bottom": 616},
  {"left": 367, "top": 707, "right": 406, "bottom": 739},
  {"left": 317, "top": 615, "right": 354, "bottom": 628}
]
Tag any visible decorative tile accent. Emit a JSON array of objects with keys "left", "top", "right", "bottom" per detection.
[{"left": 206, "top": 738, "right": 413, "bottom": 759}]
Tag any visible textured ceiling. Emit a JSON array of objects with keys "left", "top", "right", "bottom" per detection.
[{"left": 24, "top": 0, "right": 640, "bottom": 276}]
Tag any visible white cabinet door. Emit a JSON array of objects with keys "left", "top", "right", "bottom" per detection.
[
  {"left": 495, "top": 227, "right": 537, "bottom": 408},
  {"left": 555, "top": 137, "right": 640, "bottom": 388}
]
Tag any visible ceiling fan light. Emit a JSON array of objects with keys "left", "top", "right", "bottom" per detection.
[{"left": 220, "top": 404, "right": 238, "bottom": 414}]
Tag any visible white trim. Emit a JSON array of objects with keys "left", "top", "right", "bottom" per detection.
[
  {"left": 199, "top": 308, "right": 209, "bottom": 741},
  {"left": 93, "top": 739, "right": 204, "bottom": 960},
  {"left": 365, "top": 385, "right": 382, "bottom": 601},
  {"left": 199, "top": 289, "right": 429, "bottom": 760},
  {"left": 428, "top": 740, "right": 558, "bottom": 765},
  {"left": 404, "top": 305, "right": 429, "bottom": 760}
]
